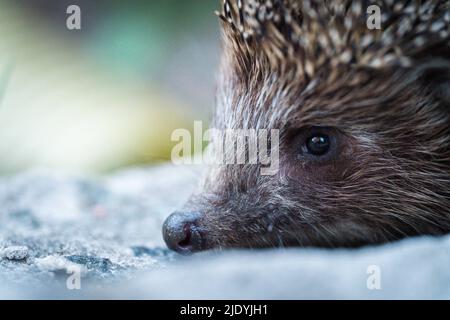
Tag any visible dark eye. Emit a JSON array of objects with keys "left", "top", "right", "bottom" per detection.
[{"left": 306, "top": 134, "right": 330, "bottom": 156}]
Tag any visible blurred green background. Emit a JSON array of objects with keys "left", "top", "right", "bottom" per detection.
[{"left": 0, "top": 0, "right": 219, "bottom": 174}]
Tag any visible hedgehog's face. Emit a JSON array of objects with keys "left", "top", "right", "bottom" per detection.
[
  {"left": 162, "top": 0, "right": 450, "bottom": 254},
  {"left": 184, "top": 128, "right": 372, "bottom": 251},
  {"left": 163, "top": 66, "right": 450, "bottom": 254}
]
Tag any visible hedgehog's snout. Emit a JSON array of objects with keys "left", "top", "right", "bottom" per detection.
[{"left": 163, "top": 211, "right": 206, "bottom": 254}]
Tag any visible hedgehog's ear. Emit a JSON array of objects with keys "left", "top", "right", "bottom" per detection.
[{"left": 415, "top": 58, "right": 450, "bottom": 105}]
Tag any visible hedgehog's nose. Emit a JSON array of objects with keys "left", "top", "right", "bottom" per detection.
[{"left": 162, "top": 211, "right": 205, "bottom": 254}]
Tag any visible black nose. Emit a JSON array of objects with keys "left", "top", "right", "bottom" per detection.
[{"left": 162, "top": 211, "right": 205, "bottom": 254}]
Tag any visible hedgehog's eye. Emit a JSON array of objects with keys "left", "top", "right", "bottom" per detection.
[
  {"left": 306, "top": 134, "right": 330, "bottom": 156},
  {"left": 293, "top": 127, "right": 337, "bottom": 161},
  {"left": 290, "top": 127, "right": 343, "bottom": 178}
]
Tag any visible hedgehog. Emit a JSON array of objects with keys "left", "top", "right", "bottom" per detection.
[{"left": 163, "top": 0, "right": 450, "bottom": 254}]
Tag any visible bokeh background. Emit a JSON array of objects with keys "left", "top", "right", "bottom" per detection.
[{"left": 0, "top": 0, "right": 219, "bottom": 174}]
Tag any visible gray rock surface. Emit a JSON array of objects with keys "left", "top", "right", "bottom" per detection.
[
  {"left": 0, "top": 165, "right": 197, "bottom": 290},
  {"left": 0, "top": 165, "right": 449, "bottom": 299}
]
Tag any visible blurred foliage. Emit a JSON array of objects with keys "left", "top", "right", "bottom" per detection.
[
  {"left": 0, "top": 0, "right": 219, "bottom": 174},
  {"left": 87, "top": 1, "right": 217, "bottom": 76}
]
